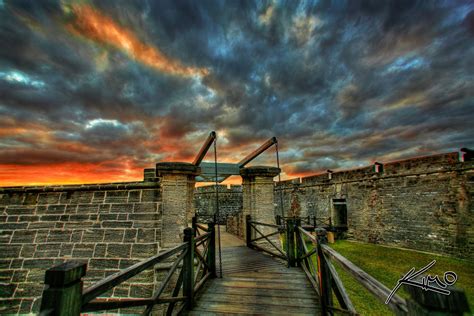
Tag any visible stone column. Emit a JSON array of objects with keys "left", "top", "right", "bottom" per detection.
[
  {"left": 240, "top": 166, "right": 280, "bottom": 238},
  {"left": 156, "top": 162, "right": 200, "bottom": 247}
]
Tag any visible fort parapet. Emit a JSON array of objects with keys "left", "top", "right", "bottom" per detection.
[
  {"left": 275, "top": 152, "right": 474, "bottom": 259},
  {"left": 0, "top": 171, "right": 162, "bottom": 314},
  {"left": 0, "top": 151, "right": 472, "bottom": 313}
]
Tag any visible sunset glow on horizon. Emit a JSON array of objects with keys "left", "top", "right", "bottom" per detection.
[{"left": 1, "top": 1, "right": 473, "bottom": 187}]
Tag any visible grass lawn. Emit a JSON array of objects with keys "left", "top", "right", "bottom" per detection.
[{"left": 329, "top": 240, "right": 473, "bottom": 315}]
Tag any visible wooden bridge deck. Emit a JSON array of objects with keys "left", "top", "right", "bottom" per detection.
[{"left": 189, "top": 227, "right": 320, "bottom": 315}]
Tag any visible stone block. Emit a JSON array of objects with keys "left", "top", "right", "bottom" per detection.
[
  {"left": 128, "top": 190, "right": 141, "bottom": 203},
  {"left": 77, "top": 204, "right": 99, "bottom": 214},
  {"left": 11, "top": 230, "right": 37, "bottom": 244},
  {"left": 93, "top": 244, "right": 107, "bottom": 257},
  {"left": 5, "top": 206, "right": 35, "bottom": 216},
  {"left": 129, "top": 283, "right": 153, "bottom": 297},
  {"left": 12, "top": 270, "right": 28, "bottom": 283},
  {"left": 128, "top": 213, "right": 158, "bottom": 221},
  {"left": 22, "top": 259, "right": 56, "bottom": 269},
  {"left": 133, "top": 203, "right": 157, "bottom": 213},
  {"left": 102, "top": 221, "right": 133, "bottom": 228},
  {"left": 14, "top": 282, "right": 44, "bottom": 298},
  {"left": 89, "top": 259, "right": 120, "bottom": 269},
  {"left": 104, "top": 229, "right": 125, "bottom": 242},
  {"left": 106, "top": 243, "right": 132, "bottom": 258},
  {"left": 0, "top": 283, "right": 17, "bottom": 297},
  {"left": 1, "top": 193, "right": 24, "bottom": 205},
  {"left": 137, "top": 229, "right": 155, "bottom": 243},
  {"left": 20, "top": 245, "right": 36, "bottom": 258},
  {"left": 105, "top": 191, "right": 129, "bottom": 203},
  {"left": 37, "top": 193, "right": 60, "bottom": 205},
  {"left": 1, "top": 244, "right": 21, "bottom": 258},
  {"left": 92, "top": 191, "right": 106, "bottom": 203},
  {"left": 131, "top": 243, "right": 158, "bottom": 258},
  {"left": 46, "top": 205, "right": 66, "bottom": 214},
  {"left": 47, "top": 230, "right": 71, "bottom": 242},
  {"left": 124, "top": 229, "right": 137, "bottom": 242},
  {"left": 110, "top": 203, "right": 134, "bottom": 213},
  {"left": 99, "top": 204, "right": 111, "bottom": 213},
  {"left": 0, "top": 269, "right": 13, "bottom": 282},
  {"left": 82, "top": 229, "right": 104, "bottom": 242},
  {"left": 141, "top": 189, "right": 161, "bottom": 202}
]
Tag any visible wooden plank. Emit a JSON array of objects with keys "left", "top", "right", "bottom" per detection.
[
  {"left": 192, "top": 301, "right": 318, "bottom": 315},
  {"left": 326, "top": 256, "right": 356, "bottom": 314},
  {"left": 321, "top": 244, "right": 408, "bottom": 314},
  {"left": 82, "top": 243, "right": 187, "bottom": 305},
  {"left": 199, "top": 286, "right": 317, "bottom": 300},
  {"left": 197, "top": 292, "right": 317, "bottom": 307},
  {"left": 199, "top": 162, "right": 240, "bottom": 176},
  {"left": 217, "top": 276, "right": 312, "bottom": 286},
  {"left": 250, "top": 221, "right": 281, "bottom": 228},
  {"left": 204, "top": 279, "right": 312, "bottom": 290}
]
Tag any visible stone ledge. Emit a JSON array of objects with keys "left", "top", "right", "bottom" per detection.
[
  {"left": 240, "top": 166, "right": 281, "bottom": 178},
  {"left": 0, "top": 182, "right": 160, "bottom": 193},
  {"left": 155, "top": 162, "right": 200, "bottom": 176}
]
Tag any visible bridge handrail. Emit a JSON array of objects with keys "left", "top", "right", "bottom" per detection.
[
  {"left": 82, "top": 242, "right": 187, "bottom": 305},
  {"left": 245, "top": 215, "right": 287, "bottom": 261},
  {"left": 39, "top": 223, "right": 216, "bottom": 316},
  {"left": 320, "top": 243, "right": 407, "bottom": 314}
]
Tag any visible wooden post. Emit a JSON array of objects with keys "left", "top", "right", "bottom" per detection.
[
  {"left": 316, "top": 229, "right": 332, "bottom": 315},
  {"left": 295, "top": 218, "right": 303, "bottom": 267},
  {"left": 183, "top": 228, "right": 194, "bottom": 310},
  {"left": 246, "top": 215, "right": 252, "bottom": 248},
  {"left": 207, "top": 222, "right": 217, "bottom": 278},
  {"left": 286, "top": 218, "right": 296, "bottom": 267},
  {"left": 192, "top": 216, "right": 197, "bottom": 237},
  {"left": 275, "top": 215, "right": 281, "bottom": 225},
  {"left": 405, "top": 284, "right": 470, "bottom": 315},
  {"left": 317, "top": 243, "right": 332, "bottom": 316},
  {"left": 39, "top": 261, "right": 87, "bottom": 316}
]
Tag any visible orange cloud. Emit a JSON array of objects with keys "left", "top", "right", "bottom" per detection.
[
  {"left": 0, "top": 161, "right": 143, "bottom": 187},
  {"left": 67, "top": 4, "right": 209, "bottom": 77}
]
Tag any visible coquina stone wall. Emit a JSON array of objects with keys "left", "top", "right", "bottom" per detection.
[
  {"left": 276, "top": 152, "right": 474, "bottom": 259},
  {"left": 194, "top": 185, "right": 242, "bottom": 224},
  {"left": 0, "top": 173, "right": 162, "bottom": 314}
]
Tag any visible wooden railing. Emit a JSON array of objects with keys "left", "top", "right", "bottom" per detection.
[
  {"left": 39, "top": 222, "right": 216, "bottom": 316},
  {"left": 294, "top": 224, "right": 470, "bottom": 316},
  {"left": 245, "top": 215, "right": 287, "bottom": 261},
  {"left": 245, "top": 216, "right": 470, "bottom": 316}
]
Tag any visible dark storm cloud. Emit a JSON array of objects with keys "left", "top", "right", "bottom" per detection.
[{"left": 0, "top": 0, "right": 473, "bottom": 184}]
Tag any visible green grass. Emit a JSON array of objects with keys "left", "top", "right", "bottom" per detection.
[{"left": 328, "top": 240, "right": 474, "bottom": 315}]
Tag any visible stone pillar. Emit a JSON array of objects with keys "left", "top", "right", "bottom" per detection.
[
  {"left": 240, "top": 166, "right": 280, "bottom": 238},
  {"left": 156, "top": 162, "right": 200, "bottom": 247}
]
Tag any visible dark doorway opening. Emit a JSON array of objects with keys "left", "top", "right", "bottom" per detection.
[{"left": 332, "top": 198, "right": 348, "bottom": 229}]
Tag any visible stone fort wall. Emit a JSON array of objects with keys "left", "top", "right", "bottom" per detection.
[
  {"left": 194, "top": 185, "right": 242, "bottom": 223},
  {"left": 0, "top": 173, "right": 162, "bottom": 314},
  {"left": 276, "top": 152, "right": 474, "bottom": 259}
]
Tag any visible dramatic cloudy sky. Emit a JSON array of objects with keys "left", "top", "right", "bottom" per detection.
[{"left": 0, "top": 0, "right": 473, "bottom": 185}]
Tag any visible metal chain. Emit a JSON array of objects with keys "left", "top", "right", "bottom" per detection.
[
  {"left": 213, "top": 138, "right": 223, "bottom": 278},
  {"left": 275, "top": 141, "right": 284, "bottom": 217}
]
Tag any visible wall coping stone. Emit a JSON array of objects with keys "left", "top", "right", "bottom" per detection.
[
  {"left": 240, "top": 166, "right": 281, "bottom": 178},
  {"left": 0, "top": 181, "right": 160, "bottom": 193},
  {"left": 155, "top": 162, "right": 200, "bottom": 176}
]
